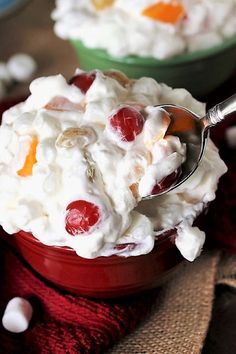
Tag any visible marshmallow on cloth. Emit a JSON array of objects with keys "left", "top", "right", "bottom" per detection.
[
  {"left": 225, "top": 125, "right": 236, "bottom": 148},
  {"left": 2, "top": 297, "right": 33, "bottom": 333},
  {"left": 0, "top": 53, "right": 36, "bottom": 99},
  {"left": 7, "top": 53, "right": 37, "bottom": 82}
]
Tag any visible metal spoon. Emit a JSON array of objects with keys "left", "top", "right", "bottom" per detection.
[{"left": 142, "top": 93, "right": 236, "bottom": 200}]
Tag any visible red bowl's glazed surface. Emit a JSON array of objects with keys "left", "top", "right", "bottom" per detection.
[{"left": 13, "top": 230, "right": 182, "bottom": 298}]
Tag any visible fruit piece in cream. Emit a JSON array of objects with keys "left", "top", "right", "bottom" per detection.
[
  {"left": 0, "top": 69, "right": 227, "bottom": 260},
  {"left": 108, "top": 106, "right": 145, "bottom": 142},
  {"left": 142, "top": 1, "right": 185, "bottom": 24},
  {"left": 65, "top": 199, "right": 101, "bottom": 235},
  {"left": 52, "top": 0, "right": 236, "bottom": 59}
]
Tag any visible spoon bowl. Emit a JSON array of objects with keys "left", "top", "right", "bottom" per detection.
[{"left": 143, "top": 93, "right": 236, "bottom": 200}]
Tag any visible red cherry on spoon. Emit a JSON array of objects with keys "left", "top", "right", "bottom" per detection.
[
  {"left": 151, "top": 169, "right": 181, "bottom": 195},
  {"left": 109, "top": 106, "right": 145, "bottom": 142}
]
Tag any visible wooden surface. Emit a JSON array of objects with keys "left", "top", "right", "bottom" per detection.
[
  {"left": 0, "top": 0, "right": 77, "bottom": 97},
  {"left": 0, "top": 1, "right": 236, "bottom": 353}
]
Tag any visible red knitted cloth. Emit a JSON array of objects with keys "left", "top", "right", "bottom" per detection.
[
  {"left": 0, "top": 98, "right": 235, "bottom": 354},
  {"left": 0, "top": 237, "right": 160, "bottom": 354}
]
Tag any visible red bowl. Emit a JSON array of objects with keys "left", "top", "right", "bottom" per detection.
[
  {"left": 12, "top": 230, "right": 183, "bottom": 298},
  {"left": 0, "top": 100, "right": 182, "bottom": 298}
]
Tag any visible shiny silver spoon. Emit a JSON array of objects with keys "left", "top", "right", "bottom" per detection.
[{"left": 142, "top": 93, "right": 236, "bottom": 200}]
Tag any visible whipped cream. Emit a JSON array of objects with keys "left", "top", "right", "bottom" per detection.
[
  {"left": 0, "top": 69, "right": 227, "bottom": 260},
  {"left": 52, "top": 0, "right": 236, "bottom": 59}
]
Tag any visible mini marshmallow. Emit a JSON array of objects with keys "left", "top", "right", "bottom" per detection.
[
  {"left": 2, "top": 297, "right": 33, "bottom": 333},
  {"left": 175, "top": 223, "right": 205, "bottom": 262},
  {"left": 0, "top": 62, "right": 12, "bottom": 85},
  {"left": 7, "top": 54, "right": 37, "bottom": 82},
  {"left": 225, "top": 125, "right": 236, "bottom": 148}
]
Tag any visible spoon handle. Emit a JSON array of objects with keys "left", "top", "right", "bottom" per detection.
[{"left": 205, "top": 93, "right": 236, "bottom": 126}]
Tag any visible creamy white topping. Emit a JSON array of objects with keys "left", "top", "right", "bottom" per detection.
[
  {"left": 175, "top": 223, "right": 205, "bottom": 262},
  {"left": 52, "top": 0, "right": 236, "bottom": 59},
  {"left": 0, "top": 69, "right": 227, "bottom": 260}
]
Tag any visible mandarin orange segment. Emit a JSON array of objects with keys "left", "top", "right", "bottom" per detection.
[
  {"left": 166, "top": 114, "right": 195, "bottom": 134},
  {"left": 17, "top": 136, "right": 38, "bottom": 177},
  {"left": 142, "top": 1, "right": 185, "bottom": 24},
  {"left": 92, "top": 0, "right": 114, "bottom": 11},
  {"left": 129, "top": 183, "right": 140, "bottom": 199}
]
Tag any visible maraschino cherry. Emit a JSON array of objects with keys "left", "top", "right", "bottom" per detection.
[
  {"left": 109, "top": 106, "right": 145, "bottom": 142},
  {"left": 69, "top": 72, "right": 96, "bottom": 94},
  {"left": 65, "top": 200, "right": 100, "bottom": 236},
  {"left": 151, "top": 169, "right": 180, "bottom": 195}
]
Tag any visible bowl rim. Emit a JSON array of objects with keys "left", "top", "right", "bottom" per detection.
[
  {"left": 71, "top": 34, "right": 236, "bottom": 66},
  {"left": 16, "top": 228, "right": 177, "bottom": 262}
]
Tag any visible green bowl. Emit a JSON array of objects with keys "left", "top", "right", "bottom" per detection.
[{"left": 71, "top": 36, "right": 236, "bottom": 97}]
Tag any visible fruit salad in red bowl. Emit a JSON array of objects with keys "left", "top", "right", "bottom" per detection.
[{"left": 0, "top": 69, "right": 227, "bottom": 297}]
